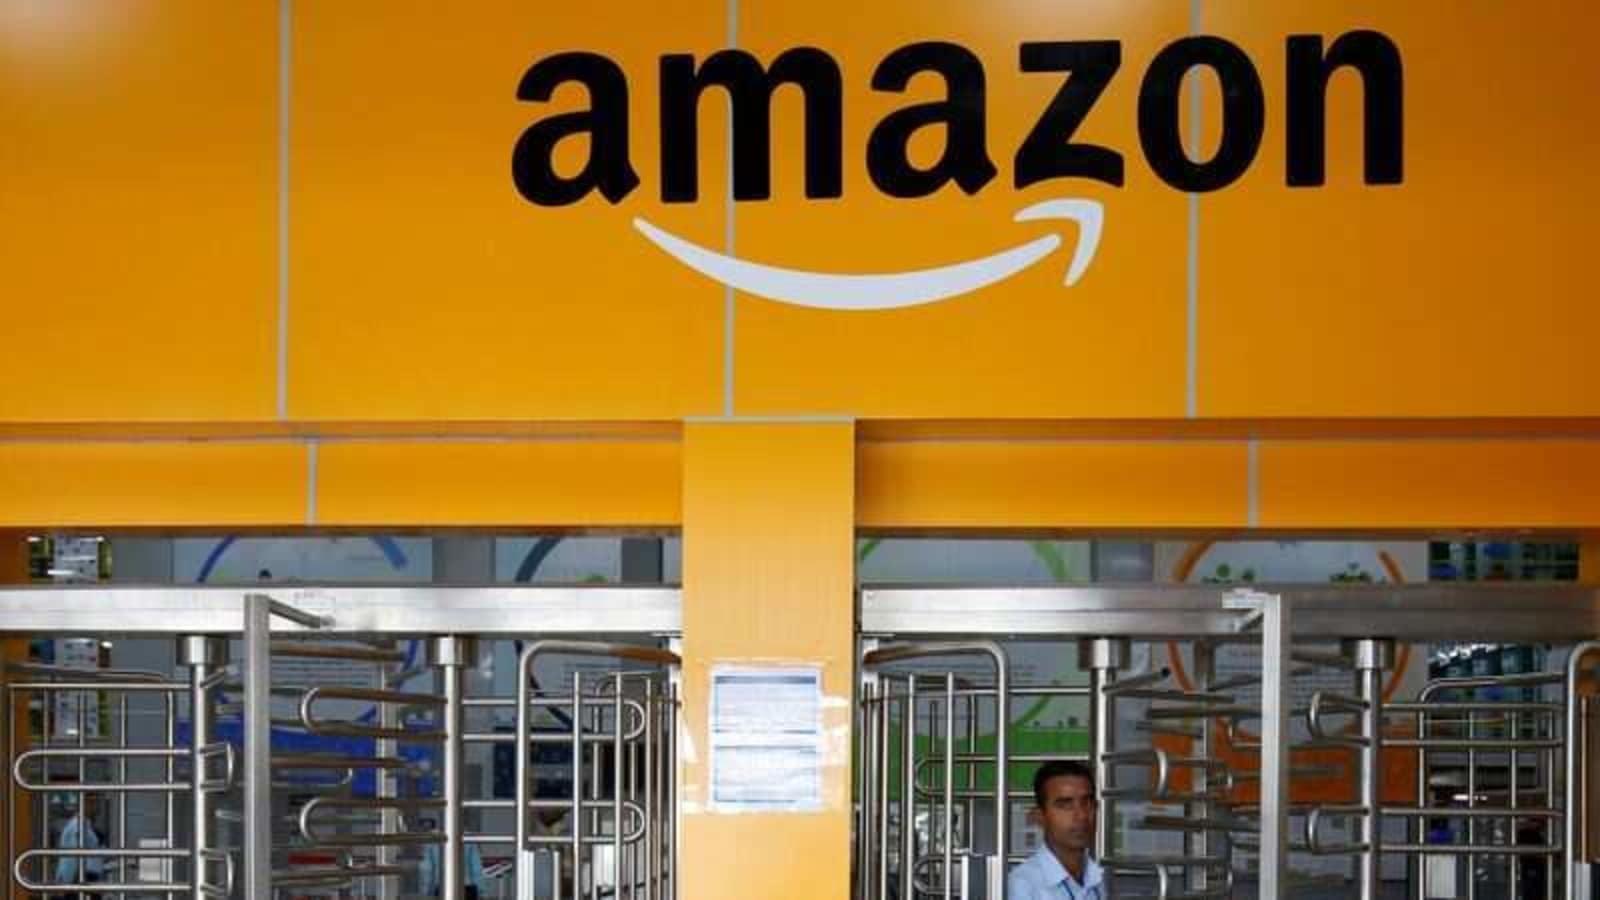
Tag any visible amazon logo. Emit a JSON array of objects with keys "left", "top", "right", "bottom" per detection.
[{"left": 511, "top": 34, "right": 1402, "bottom": 309}]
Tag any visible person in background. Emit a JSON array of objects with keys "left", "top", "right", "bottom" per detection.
[
  {"left": 53, "top": 794, "right": 105, "bottom": 900},
  {"left": 417, "top": 818, "right": 487, "bottom": 899},
  {"left": 1008, "top": 760, "right": 1103, "bottom": 900}
]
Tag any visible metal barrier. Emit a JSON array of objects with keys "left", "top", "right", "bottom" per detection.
[
  {"left": 858, "top": 584, "right": 1600, "bottom": 899},
  {"left": 858, "top": 640, "right": 1012, "bottom": 900},
  {"left": 4, "top": 655, "right": 237, "bottom": 899},
  {"left": 855, "top": 624, "right": 1274, "bottom": 900},
  {"left": 1294, "top": 643, "right": 1599, "bottom": 900},
  {"left": 242, "top": 610, "right": 450, "bottom": 898},
  {"left": 1394, "top": 667, "right": 1565, "bottom": 900},
  {"left": 1089, "top": 637, "right": 1237, "bottom": 900},
  {"left": 510, "top": 640, "right": 680, "bottom": 900},
  {"left": 0, "top": 585, "right": 683, "bottom": 900},
  {"left": 6, "top": 583, "right": 1600, "bottom": 899}
]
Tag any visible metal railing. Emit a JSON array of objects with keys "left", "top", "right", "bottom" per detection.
[
  {"left": 2, "top": 586, "right": 685, "bottom": 900},
  {"left": 511, "top": 640, "right": 681, "bottom": 900},
  {"left": 5, "top": 656, "right": 234, "bottom": 899},
  {"left": 859, "top": 640, "right": 1011, "bottom": 900},
  {"left": 856, "top": 587, "right": 1600, "bottom": 899}
]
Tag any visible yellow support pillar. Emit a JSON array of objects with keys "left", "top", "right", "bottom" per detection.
[{"left": 680, "top": 422, "right": 856, "bottom": 900}]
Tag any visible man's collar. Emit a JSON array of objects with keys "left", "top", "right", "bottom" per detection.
[
  {"left": 1032, "top": 844, "right": 1102, "bottom": 890},
  {"left": 1077, "top": 855, "right": 1104, "bottom": 889}
]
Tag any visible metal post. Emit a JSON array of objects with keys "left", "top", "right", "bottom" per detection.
[
  {"left": 1081, "top": 637, "right": 1129, "bottom": 867},
  {"left": 613, "top": 673, "right": 624, "bottom": 900},
  {"left": 859, "top": 679, "right": 875, "bottom": 900},
  {"left": 1348, "top": 638, "right": 1395, "bottom": 900},
  {"left": 165, "top": 691, "right": 177, "bottom": 900},
  {"left": 1189, "top": 642, "right": 1215, "bottom": 894},
  {"left": 436, "top": 636, "right": 470, "bottom": 900},
  {"left": 37, "top": 674, "right": 48, "bottom": 883},
  {"left": 3, "top": 681, "right": 11, "bottom": 900},
  {"left": 965, "top": 690, "right": 977, "bottom": 890},
  {"left": 877, "top": 680, "right": 891, "bottom": 900},
  {"left": 573, "top": 672, "right": 585, "bottom": 900},
  {"left": 944, "top": 673, "right": 956, "bottom": 900},
  {"left": 902, "top": 677, "right": 917, "bottom": 900},
  {"left": 1469, "top": 697, "right": 1479, "bottom": 900},
  {"left": 241, "top": 595, "right": 274, "bottom": 899},
  {"left": 1257, "top": 592, "right": 1292, "bottom": 900},
  {"left": 644, "top": 679, "right": 657, "bottom": 900},
  {"left": 1566, "top": 642, "right": 1600, "bottom": 900},
  {"left": 180, "top": 635, "right": 225, "bottom": 900},
  {"left": 1, "top": 682, "right": 8, "bottom": 900},
  {"left": 117, "top": 694, "right": 128, "bottom": 886},
  {"left": 994, "top": 656, "right": 1009, "bottom": 900},
  {"left": 666, "top": 675, "right": 678, "bottom": 900},
  {"left": 515, "top": 649, "right": 533, "bottom": 900},
  {"left": 1511, "top": 706, "right": 1522, "bottom": 900},
  {"left": 377, "top": 644, "right": 401, "bottom": 900},
  {"left": 667, "top": 639, "right": 682, "bottom": 900},
  {"left": 1577, "top": 696, "right": 1597, "bottom": 899},
  {"left": 1547, "top": 693, "right": 1557, "bottom": 900},
  {"left": 1415, "top": 694, "right": 1427, "bottom": 900},
  {"left": 628, "top": 694, "right": 639, "bottom": 900},
  {"left": 75, "top": 665, "right": 86, "bottom": 890},
  {"left": 589, "top": 684, "right": 602, "bottom": 900},
  {"left": 654, "top": 688, "right": 665, "bottom": 900}
]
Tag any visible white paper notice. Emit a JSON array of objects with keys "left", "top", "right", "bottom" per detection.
[{"left": 709, "top": 666, "right": 823, "bottom": 812}]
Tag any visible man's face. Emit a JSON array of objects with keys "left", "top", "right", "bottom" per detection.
[{"left": 1034, "top": 774, "right": 1096, "bottom": 854}]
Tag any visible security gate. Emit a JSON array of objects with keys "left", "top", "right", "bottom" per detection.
[
  {"left": 0, "top": 586, "right": 682, "bottom": 900},
  {"left": 857, "top": 584, "right": 1600, "bottom": 900}
]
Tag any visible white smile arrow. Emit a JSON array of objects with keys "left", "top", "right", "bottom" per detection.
[{"left": 632, "top": 198, "right": 1103, "bottom": 311}]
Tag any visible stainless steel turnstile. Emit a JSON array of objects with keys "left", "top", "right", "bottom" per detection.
[
  {"left": 857, "top": 585, "right": 1600, "bottom": 900},
  {"left": 0, "top": 586, "right": 683, "bottom": 900}
]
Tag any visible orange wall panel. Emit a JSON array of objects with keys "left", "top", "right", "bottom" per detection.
[
  {"left": 1198, "top": 1, "right": 1600, "bottom": 417},
  {"left": 286, "top": 1, "right": 725, "bottom": 420},
  {"left": 732, "top": 0, "right": 1190, "bottom": 418},
  {"left": 313, "top": 439, "right": 681, "bottom": 527},
  {"left": 1258, "top": 440, "right": 1600, "bottom": 529},
  {"left": 0, "top": 1, "right": 278, "bottom": 421},
  {"left": 859, "top": 440, "right": 1251, "bottom": 530},
  {"left": 4, "top": 3, "right": 1599, "bottom": 423},
  {"left": 0, "top": 442, "right": 306, "bottom": 527}
]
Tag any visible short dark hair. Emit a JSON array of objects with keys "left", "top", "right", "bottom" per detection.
[{"left": 1032, "top": 760, "right": 1096, "bottom": 808}]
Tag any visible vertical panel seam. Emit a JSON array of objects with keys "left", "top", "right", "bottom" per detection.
[
  {"left": 1247, "top": 438, "right": 1260, "bottom": 528},
  {"left": 723, "top": 0, "right": 738, "bottom": 417},
  {"left": 277, "top": 0, "right": 292, "bottom": 420},
  {"left": 1186, "top": 0, "right": 1202, "bottom": 419},
  {"left": 305, "top": 438, "right": 319, "bottom": 526}
]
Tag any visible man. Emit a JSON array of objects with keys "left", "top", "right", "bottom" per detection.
[
  {"left": 53, "top": 795, "right": 104, "bottom": 900},
  {"left": 1008, "top": 760, "right": 1103, "bottom": 900}
]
